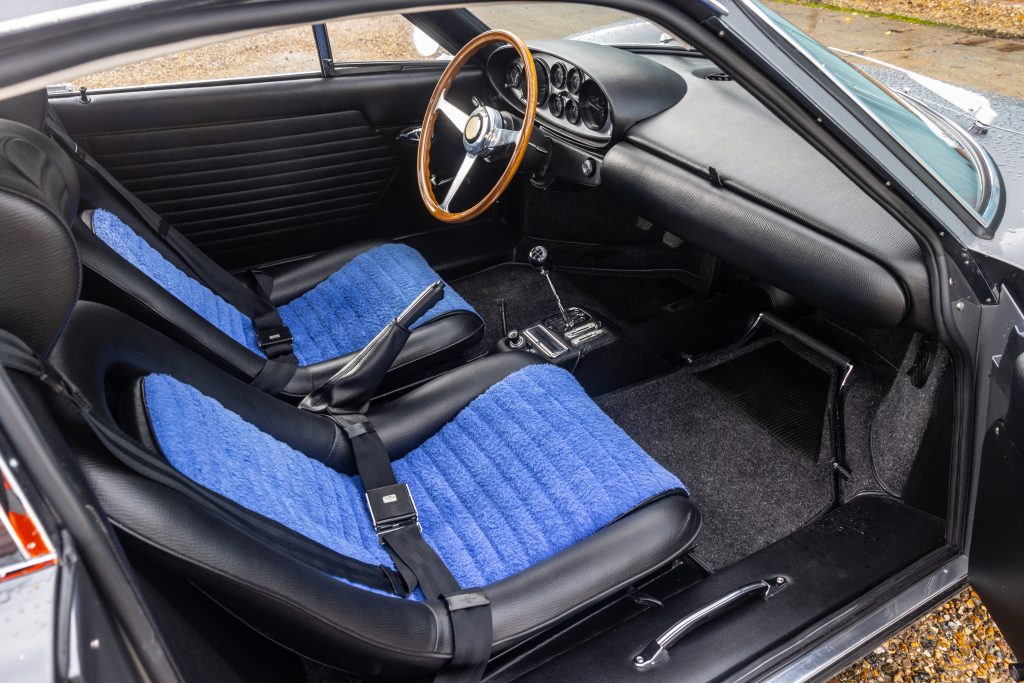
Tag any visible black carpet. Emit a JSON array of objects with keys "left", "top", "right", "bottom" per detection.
[
  {"left": 699, "top": 343, "right": 831, "bottom": 462},
  {"left": 597, "top": 341, "right": 835, "bottom": 570}
]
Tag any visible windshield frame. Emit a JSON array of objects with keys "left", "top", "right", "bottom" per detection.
[{"left": 737, "top": 0, "right": 1003, "bottom": 232}]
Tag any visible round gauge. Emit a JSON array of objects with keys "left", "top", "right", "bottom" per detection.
[
  {"left": 550, "top": 62, "right": 567, "bottom": 90},
  {"left": 548, "top": 94, "right": 565, "bottom": 118},
  {"left": 535, "top": 61, "right": 550, "bottom": 106},
  {"left": 566, "top": 68, "right": 583, "bottom": 94},
  {"left": 506, "top": 62, "right": 524, "bottom": 90},
  {"left": 580, "top": 80, "right": 609, "bottom": 131},
  {"left": 565, "top": 98, "right": 581, "bottom": 124}
]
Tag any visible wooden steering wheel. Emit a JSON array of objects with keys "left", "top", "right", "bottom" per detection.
[{"left": 417, "top": 30, "right": 538, "bottom": 223}]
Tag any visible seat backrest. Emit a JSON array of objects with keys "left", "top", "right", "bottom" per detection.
[
  {"left": 0, "top": 119, "right": 81, "bottom": 356},
  {"left": 88, "top": 208, "right": 264, "bottom": 354}
]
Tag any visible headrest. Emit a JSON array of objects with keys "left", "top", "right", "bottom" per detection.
[
  {"left": 0, "top": 90, "right": 48, "bottom": 131},
  {"left": 0, "top": 120, "right": 81, "bottom": 357}
]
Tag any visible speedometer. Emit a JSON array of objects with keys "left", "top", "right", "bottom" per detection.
[
  {"left": 507, "top": 62, "right": 523, "bottom": 90},
  {"left": 580, "top": 80, "right": 609, "bottom": 131},
  {"left": 535, "top": 61, "right": 550, "bottom": 106}
]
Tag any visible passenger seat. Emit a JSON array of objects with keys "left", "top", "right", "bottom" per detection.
[{"left": 0, "top": 91, "right": 484, "bottom": 399}]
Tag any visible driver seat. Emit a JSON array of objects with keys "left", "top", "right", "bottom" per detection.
[{"left": 0, "top": 91, "right": 484, "bottom": 399}]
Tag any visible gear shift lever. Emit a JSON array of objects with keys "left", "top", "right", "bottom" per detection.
[{"left": 528, "top": 245, "right": 571, "bottom": 326}]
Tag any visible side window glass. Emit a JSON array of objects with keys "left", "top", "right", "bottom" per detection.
[
  {"left": 324, "top": 16, "right": 450, "bottom": 62},
  {"left": 68, "top": 26, "right": 320, "bottom": 91}
]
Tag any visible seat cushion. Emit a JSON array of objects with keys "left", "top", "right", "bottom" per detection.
[
  {"left": 142, "top": 363, "right": 686, "bottom": 594},
  {"left": 277, "top": 242, "right": 475, "bottom": 365},
  {"left": 91, "top": 209, "right": 477, "bottom": 365}
]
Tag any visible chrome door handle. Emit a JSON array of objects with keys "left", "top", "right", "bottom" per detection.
[{"left": 633, "top": 576, "right": 787, "bottom": 671}]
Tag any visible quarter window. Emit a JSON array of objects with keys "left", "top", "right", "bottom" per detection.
[
  {"left": 69, "top": 26, "right": 320, "bottom": 91},
  {"left": 323, "top": 16, "right": 450, "bottom": 62}
]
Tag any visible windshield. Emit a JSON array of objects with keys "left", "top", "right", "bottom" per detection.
[
  {"left": 469, "top": 2, "right": 687, "bottom": 48},
  {"left": 749, "top": 2, "right": 987, "bottom": 218}
]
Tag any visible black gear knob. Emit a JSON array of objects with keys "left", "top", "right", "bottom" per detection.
[{"left": 528, "top": 245, "right": 549, "bottom": 271}]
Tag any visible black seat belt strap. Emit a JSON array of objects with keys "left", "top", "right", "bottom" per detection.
[
  {"left": 332, "top": 414, "right": 493, "bottom": 682},
  {"left": 44, "top": 115, "right": 297, "bottom": 389}
]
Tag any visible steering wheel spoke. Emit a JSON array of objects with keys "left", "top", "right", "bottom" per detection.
[
  {"left": 494, "top": 127, "right": 521, "bottom": 147},
  {"left": 437, "top": 91, "right": 469, "bottom": 133},
  {"left": 441, "top": 154, "right": 476, "bottom": 211}
]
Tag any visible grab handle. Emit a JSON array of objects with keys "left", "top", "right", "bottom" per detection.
[{"left": 633, "top": 576, "right": 786, "bottom": 671}]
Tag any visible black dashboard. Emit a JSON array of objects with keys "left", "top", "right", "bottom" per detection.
[
  {"left": 485, "top": 40, "right": 686, "bottom": 151},
  {"left": 479, "top": 39, "right": 933, "bottom": 331}
]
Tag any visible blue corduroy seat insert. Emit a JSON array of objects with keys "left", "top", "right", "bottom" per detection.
[
  {"left": 142, "top": 364, "right": 686, "bottom": 596},
  {"left": 92, "top": 209, "right": 259, "bottom": 353},
  {"left": 276, "top": 243, "right": 476, "bottom": 365},
  {"left": 92, "top": 210, "right": 477, "bottom": 365}
]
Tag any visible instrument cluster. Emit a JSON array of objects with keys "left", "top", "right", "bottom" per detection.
[{"left": 505, "top": 55, "right": 611, "bottom": 136}]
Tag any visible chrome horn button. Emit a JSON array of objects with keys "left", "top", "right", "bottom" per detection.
[
  {"left": 464, "top": 114, "right": 484, "bottom": 142},
  {"left": 462, "top": 106, "right": 509, "bottom": 157}
]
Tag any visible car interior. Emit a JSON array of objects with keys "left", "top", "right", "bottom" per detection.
[{"left": 0, "top": 5, "right": 961, "bottom": 682}]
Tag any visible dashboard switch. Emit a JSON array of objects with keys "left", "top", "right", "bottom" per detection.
[{"left": 581, "top": 158, "right": 595, "bottom": 177}]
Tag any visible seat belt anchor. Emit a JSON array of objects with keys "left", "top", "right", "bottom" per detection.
[{"left": 365, "top": 483, "right": 421, "bottom": 544}]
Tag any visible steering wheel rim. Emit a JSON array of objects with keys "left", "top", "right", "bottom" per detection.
[{"left": 417, "top": 30, "right": 538, "bottom": 223}]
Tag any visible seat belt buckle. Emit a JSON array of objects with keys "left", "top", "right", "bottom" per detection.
[
  {"left": 365, "top": 483, "right": 420, "bottom": 543},
  {"left": 257, "top": 326, "right": 293, "bottom": 352}
]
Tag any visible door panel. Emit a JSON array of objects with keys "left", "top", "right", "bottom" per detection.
[
  {"left": 51, "top": 66, "right": 486, "bottom": 269},
  {"left": 970, "top": 287, "right": 1024, "bottom": 654}
]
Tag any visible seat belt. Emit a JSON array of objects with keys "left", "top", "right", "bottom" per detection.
[
  {"left": 44, "top": 115, "right": 297, "bottom": 392},
  {"left": 300, "top": 283, "right": 494, "bottom": 681},
  {"left": 333, "top": 412, "right": 494, "bottom": 683}
]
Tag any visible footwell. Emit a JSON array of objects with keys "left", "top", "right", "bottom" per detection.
[{"left": 597, "top": 341, "right": 835, "bottom": 570}]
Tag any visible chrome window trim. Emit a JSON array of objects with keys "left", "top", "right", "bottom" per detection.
[
  {"left": 899, "top": 92, "right": 1002, "bottom": 226},
  {"left": 736, "top": 0, "right": 1002, "bottom": 230}
]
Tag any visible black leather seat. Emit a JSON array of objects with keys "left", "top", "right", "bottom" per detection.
[
  {"left": 0, "top": 119, "right": 702, "bottom": 679},
  {"left": 0, "top": 91, "right": 484, "bottom": 399}
]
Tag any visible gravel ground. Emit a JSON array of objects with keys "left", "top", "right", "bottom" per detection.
[
  {"left": 780, "top": 0, "right": 1024, "bottom": 39},
  {"left": 73, "top": 8, "right": 632, "bottom": 90},
  {"left": 771, "top": 2, "right": 1024, "bottom": 98},
  {"left": 833, "top": 587, "right": 1018, "bottom": 682}
]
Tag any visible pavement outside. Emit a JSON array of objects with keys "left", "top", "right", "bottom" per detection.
[
  {"left": 60, "top": 3, "right": 1023, "bottom": 682},
  {"left": 770, "top": 2, "right": 1024, "bottom": 98}
]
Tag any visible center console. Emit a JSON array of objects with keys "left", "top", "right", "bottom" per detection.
[{"left": 493, "top": 246, "right": 670, "bottom": 394}]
